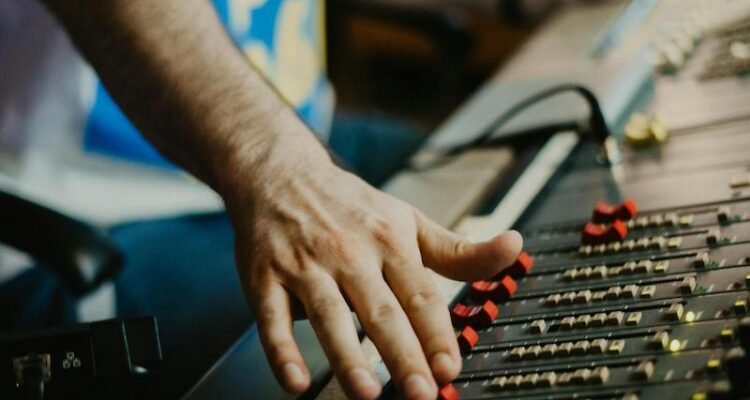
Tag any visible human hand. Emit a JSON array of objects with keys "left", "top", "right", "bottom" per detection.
[{"left": 222, "top": 139, "right": 522, "bottom": 400}]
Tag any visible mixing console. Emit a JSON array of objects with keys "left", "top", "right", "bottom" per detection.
[
  {"left": 434, "top": 10, "right": 750, "bottom": 400},
  {"left": 178, "top": 3, "right": 750, "bottom": 399}
]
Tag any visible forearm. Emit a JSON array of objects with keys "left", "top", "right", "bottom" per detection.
[
  {"left": 42, "top": 0, "right": 332, "bottom": 197},
  {"left": 39, "top": 3, "right": 526, "bottom": 399}
]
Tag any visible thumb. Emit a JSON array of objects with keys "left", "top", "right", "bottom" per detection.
[{"left": 414, "top": 209, "right": 523, "bottom": 281}]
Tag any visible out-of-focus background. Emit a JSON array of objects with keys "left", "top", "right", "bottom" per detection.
[{"left": 326, "top": 0, "right": 548, "bottom": 130}]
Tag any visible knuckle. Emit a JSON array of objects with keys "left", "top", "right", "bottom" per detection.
[
  {"left": 336, "top": 262, "right": 370, "bottom": 282},
  {"left": 450, "top": 238, "right": 468, "bottom": 258},
  {"left": 270, "top": 261, "right": 306, "bottom": 288},
  {"left": 261, "top": 335, "right": 295, "bottom": 361},
  {"left": 388, "top": 352, "right": 424, "bottom": 378},
  {"left": 307, "top": 296, "right": 343, "bottom": 321},
  {"left": 367, "top": 215, "right": 396, "bottom": 239},
  {"left": 326, "top": 229, "right": 359, "bottom": 265},
  {"left": 362, "top": 301, "right": 401, "bottom": 326},
  {"left": 405, "top": 286, "right": 443, "bottom": 312},
  {"left": 335, "top": 246, "right": 359, "bottom": 268},
  {"left": 255, "top": 302, "right": 283, "bottom": 324},
  {"left": 270, "top": 247, "right": 326, "bottom": 288},
  {"left": 369, "top": 216, "right": 408, "bottom": 253}
]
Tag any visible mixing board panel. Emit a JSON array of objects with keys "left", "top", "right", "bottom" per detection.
[
  {"left": 435, "top": 10, "right": 750, "bottom": 400},
  {"left": 180, "top": 3, "right": 750, "bottom": 399}
]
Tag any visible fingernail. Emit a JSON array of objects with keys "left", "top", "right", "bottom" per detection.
[
  {"left": 503, "top": 230, "right": 523, "bottom": 248},
  {"left": 506, "top": 229, "right": 522, "bottom": 241},
  {"left": 403, "top": 373, "right": 433, "bottom": 399},
  {"left": 347, "top": 367, "right": 381, "bottom": 399},
  {"left": 283, "top": 363, "right": 307, "bottom": 391},
  {"left": 431, "top": 352, "right": 458, "bottom": 380}
]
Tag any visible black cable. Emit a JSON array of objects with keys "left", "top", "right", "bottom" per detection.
[{"left": 408, "top": 84, "right": 614, "bottom": 171}]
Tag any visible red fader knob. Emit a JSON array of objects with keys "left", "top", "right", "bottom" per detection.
[
  {"left": 438, "top": 383, "right": 459, "bottom": 400},
  {"left": 495, "top": 251, "right": 533, "bottom": 279},
  {"left": 450, "top": 300, "right": 499, "bottom": 329},
  {"left": 470, "top": 276, "right": 518, "bottom": 303},
  {"left": 592, "top": 198, "right": 638, "bottom": 223},
  {"left": 457, "top": 326, "right": 479, "bottom": 355},
  {"left": 581, "top": 220, "right": 628, "bottom": 245}
]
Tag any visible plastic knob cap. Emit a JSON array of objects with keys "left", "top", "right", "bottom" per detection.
[
  {"left": 581, "top": 220, "right": 628, "bottom": 245},
  {"left": 493, "top": 251, "right": 534, "bottom": 280},
  {"left": 470, "top": 276, "right": 518, "bottom": 303},
  {"left": 450, "top": 301, "right": 499, "bottom": 329},
  {"left": 592, "top": 199, "right": 638, "bottom": 223},
  {"left": 438, "top": 384, "right": 459, "bottom": 400},
  {"left": 457, "top": 326, "right": 479, "bottom": 355}
]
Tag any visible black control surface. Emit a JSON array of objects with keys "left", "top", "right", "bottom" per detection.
[{"left": 436, "top": 18, "right": 750, "bottom": 400}]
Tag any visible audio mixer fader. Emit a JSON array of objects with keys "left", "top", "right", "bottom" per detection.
[
  {"left": 435, "top": 15, "right": 750, "bottom": 400},
  {"left": 446, "top": 197, "right": 750, "bottom": 399}
]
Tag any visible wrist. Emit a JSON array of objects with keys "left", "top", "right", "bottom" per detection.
[{"left": 212, "top": 113, "right": 336, "bottom": 212}]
